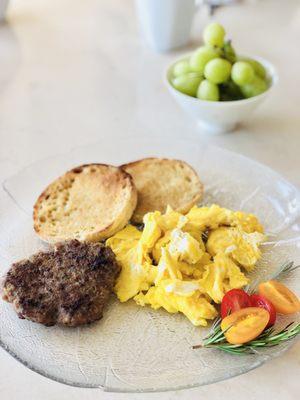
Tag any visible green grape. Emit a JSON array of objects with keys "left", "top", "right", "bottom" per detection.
[
  {"left": 203, "top": 22, "right": 225, "bottom": 48},
  {"left": 204, "top": 58, "right": 231, "bottom": 84},
  {"left": 249, "top": 59, "right": 266, "bottom": 79},
  {"left": 239, "top": 57, "right": 266, "bottom": 79},
  {"left": 220, "top": 80, "right": 243, "bottom": 101},
  {"left": 223, "top": 40, "right": 236, "bottom": 63},
  {"left": 240, "top": 76, "right": 268, "bottom": 98},
  {"left": 172, "top": 72, "right": 203, "bottom": 97},
  {"left": 189, "top": 46, "right": 219, "bottom": 73},
  {"left": 197, "top": 79, "right": 219, "bottom": 101},
  {"left": 173, "top": 60, "right": 191, "bottom": 77},
  {"left": 231, "top": 61, "right": 254, "bottom": 85}
]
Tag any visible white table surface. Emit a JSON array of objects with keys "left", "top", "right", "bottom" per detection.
[{"left": 0, "top": 0, "right": 299, "bottom": 398}]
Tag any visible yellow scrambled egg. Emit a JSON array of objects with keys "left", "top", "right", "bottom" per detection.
[{"left": 106, "top": 205, "right": 265, "bottom": 327}]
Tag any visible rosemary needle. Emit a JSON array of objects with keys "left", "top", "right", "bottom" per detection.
[{"left": 245, "top": 261, "right": 300, "bottom": 295}]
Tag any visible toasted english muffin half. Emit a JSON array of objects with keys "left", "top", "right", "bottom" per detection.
[
  {"left": 121, "top": 158, "right": 203, "bottom": 223},
  {"left": 33, "top": 164, "right": 137, "bottom": 243}
]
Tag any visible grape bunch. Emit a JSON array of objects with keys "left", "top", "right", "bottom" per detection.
[{"left": 171, "top": 23, "right": 269, "bottom": 101}]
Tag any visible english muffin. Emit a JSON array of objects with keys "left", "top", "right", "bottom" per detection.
[
  {"left": 121, "top": 158, "right": 203, "bottom": 223},
  {"left": 33, "top": 164, "right": 137, "bottom": 242}
]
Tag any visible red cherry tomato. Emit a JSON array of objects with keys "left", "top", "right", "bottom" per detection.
[
  {"left": 221, "top": 289, "right": 251, "bottom": 319},
  {"left": 250, "top": 293, "right": 276, "bottom": 327}
]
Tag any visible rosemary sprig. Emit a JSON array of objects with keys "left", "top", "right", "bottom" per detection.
[
  {"left": 193, "top": 322, "right": 300, "bottom": 354},
  {"left": 269, "top": 261, "right": 300, "bottom": 280},
  {"left": 193, "top": 261, "right": 300, "bottom": 354},
  {"left": 245, "top": 261, "right": 300, "bottom": 295}
]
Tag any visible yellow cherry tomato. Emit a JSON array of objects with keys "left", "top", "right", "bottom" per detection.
[
  {"left": 221, "top": 307, "right": 269, "bottom": 344},
  {"left": 258, "top": 280, "right": 300, "bottom": 315}
]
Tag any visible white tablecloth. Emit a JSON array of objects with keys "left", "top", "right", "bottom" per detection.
[{"left": 0, "top": 0, "right": 299, "bottom": 398}]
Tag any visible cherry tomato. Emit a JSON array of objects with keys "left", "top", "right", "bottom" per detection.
[
  {"left": 221, "top": 289, "right": 251, "bottom": 319},
  {"left": 250, "top": 294, "right": 276, "bottom": 327},
  {"left": 258, "top": 280, "right": 300, "bottom": 315},
  {"left": 221, "top": 307, "right": 269, "bottom": 344}
]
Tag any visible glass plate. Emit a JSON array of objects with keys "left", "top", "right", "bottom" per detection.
[{"left": 1, "top": 136, "right": 300, "bottom": 392}]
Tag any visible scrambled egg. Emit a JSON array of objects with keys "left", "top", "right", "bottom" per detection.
[{"left": 106, "top": 205, "right": 265, "bottom": 326}]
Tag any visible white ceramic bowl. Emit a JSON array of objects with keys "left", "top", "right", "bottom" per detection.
[{"left": 166, "top": 55, "right": 278, "bottom": 134}]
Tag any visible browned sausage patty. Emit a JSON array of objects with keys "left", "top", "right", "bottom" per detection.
[{"left": 1, "top": 240, "right": 120, "bottom": 327}]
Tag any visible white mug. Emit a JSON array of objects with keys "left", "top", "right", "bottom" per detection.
[
  {"left": 0, "top": 0, "right": 8, "bottom": 20},
  {"left": 135, "top": 0, "right": 197, "bottom": 52}
]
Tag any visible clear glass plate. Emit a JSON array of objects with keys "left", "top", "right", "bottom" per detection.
[{"left": 1, "top": 136, "right": 299, "bottom": 392}]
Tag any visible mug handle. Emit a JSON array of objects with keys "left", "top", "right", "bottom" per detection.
[{"left": 197, "top": 0, "right": 234, "bottom": 16}]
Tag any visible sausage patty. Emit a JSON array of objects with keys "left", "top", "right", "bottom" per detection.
[{"left": 1, "top": 240, "right": 120, "bottom": 327}]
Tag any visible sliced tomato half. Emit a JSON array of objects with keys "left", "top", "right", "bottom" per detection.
[
  {"left": 258, "top": 280, "right": 300, "bottom": 315},
  {"left": 221, "top": 307, "right": 269, "bottom": 344}
]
